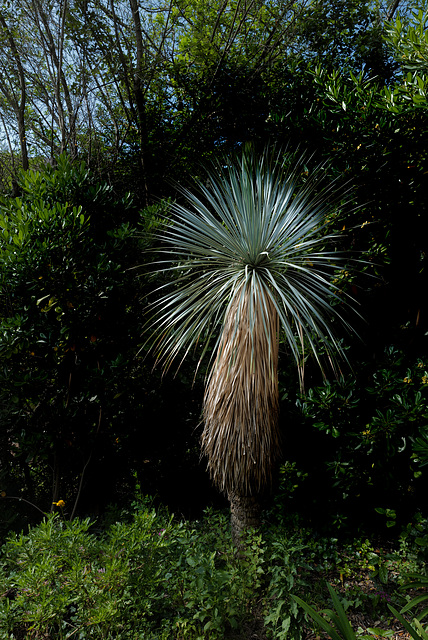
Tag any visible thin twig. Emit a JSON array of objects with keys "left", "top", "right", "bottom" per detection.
[
  {"left": 1, "top": 495, "right": 47, "bottom": 517},
  {"left": 69, "top": 404, "right": 102, "bottom": 521}
]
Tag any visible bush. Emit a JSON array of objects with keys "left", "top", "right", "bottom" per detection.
[
  {"left": 0, "top": 505, "right": 263, "bottom": 639},
  {"left": 273, "top": 347, "right": 428, "bottom": 534},
  {"left": 2, "top": 500, "right": 427, "bottom": 640},
  {"left": 0, "top": 156, "right": 150, "bottom": 527}
]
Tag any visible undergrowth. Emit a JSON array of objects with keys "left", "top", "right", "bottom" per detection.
[{"left": 0, "top": 498, "right": 427, "bottom": 640}]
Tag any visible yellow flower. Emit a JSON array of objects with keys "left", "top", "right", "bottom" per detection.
[
  {"left": 53, "top": 499, "right": 65, "bottom": 508},
  {"left": 403, "top": 377, "right": 412, "bottom": 384},
  {"left": 422, "top": 376, "right": 428, "bottom": 385}
]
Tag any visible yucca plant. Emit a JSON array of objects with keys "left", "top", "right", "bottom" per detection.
[
  {"left": 399, "top": 572, "right": 428, "bottom": 624},
  {"left": 292, "top": 583, "right": 358, "bottom": 640},
  {"left": 293, "top": 584, "right": 428, "bottom": 640},
  {"left": 146, "top": 147, "right": 358, "bottom": 543}
]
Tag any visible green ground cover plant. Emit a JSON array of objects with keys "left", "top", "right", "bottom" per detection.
[
  {"left": 0, "top": 501, "right": 264, "bottom": 639},
  {"left": 1, "top": 498, "right": 427, "bottom": 640}
]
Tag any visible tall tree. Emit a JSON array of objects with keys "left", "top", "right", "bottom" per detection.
[
  {"left": 0, "top": 9, "right": 29, "bottom": 170},
  {"left": 147, "top": 147, "right": 358, "bottom": 544},
  {"left": 0, "top": 0, "right": 315, "bottom": 194},
  {"left": 384, "top": 1, "right": 428, "bottom": 75},
  {"left": 29, "top": 0, "right": 79, "bottom": 156}
]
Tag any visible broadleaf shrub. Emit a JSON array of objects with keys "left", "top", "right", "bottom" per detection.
[
  {"left": 0, "top": 505, "right": 264, "bottom": 639},
  {"left": 276, "top": 347, "right": 428, "bottom": 533},
  {"left": 0, "top": 156, "right": 154, "bottom": 528}
]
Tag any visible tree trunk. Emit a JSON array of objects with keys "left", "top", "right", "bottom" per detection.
[
  {"left": 32, "top": 0, "right": 76, "bottom": 156},
  {"left": 228, "top": 490, "right": 261, "bottom": 547},
  {"left": 386, "top": 0, "right": 401, "bottom": 21},
  {"left": 0, "top": 11, "right": 29, "bottom": 170},
  {"left": 129, "top": 0, "right": 149, "bottom": 205}
]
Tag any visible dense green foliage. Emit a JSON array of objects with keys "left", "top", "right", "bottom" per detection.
[
  {"left": 0, "top": 0, "right": 427, "bottom": 568},
  {"left": 0, "top": 0, "right": 417, "bottom": 195},
  {"left": 0, "top": 504, "right": 262, "bottom": 639},
  {"left": 0, "top": 2, "right": 427, "bottom": 637},
  {"left": 278, "top": 347, "right": 428, "bottom": 532},
  {"left": 0, "top": 156, "right": 213, "bottom": 534},
  {"left": 0, "top": 501, "right": 427, "bottom": 639},
  {"left": 0, "top": 156, "right": 144, "bottom": 520}
]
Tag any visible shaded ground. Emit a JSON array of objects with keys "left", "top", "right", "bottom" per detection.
[
  {"left": 229, "top": 603, "right": 413, "bottom": 640},
  {"left": 229, "top": 549, "right": 420, "bottom": 640}
]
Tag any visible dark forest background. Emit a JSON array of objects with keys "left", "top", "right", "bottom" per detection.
[{"left": 1, "top": 0, "right": 427, "bottom": 539}]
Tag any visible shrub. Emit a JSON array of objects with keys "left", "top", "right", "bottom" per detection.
[
  {"left": 0, "top": 505, "right": 263, "bottom": 639},
  {"left": 279, "top": 346, "right": 428, "bottom": 533},
  {"left": 0, "top": 156, "right": 149, "bottom": 526}
]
